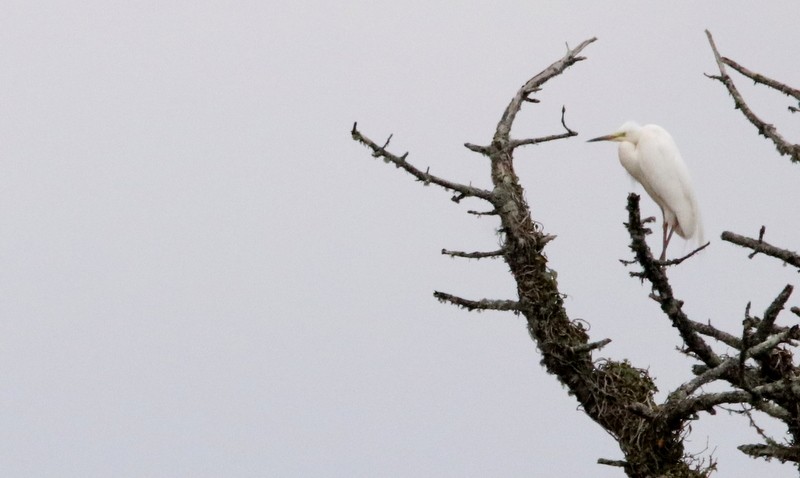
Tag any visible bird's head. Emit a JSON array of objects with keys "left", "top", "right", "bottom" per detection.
[{"left": 587, "top": 121, "right": 642, "bottom": 144}]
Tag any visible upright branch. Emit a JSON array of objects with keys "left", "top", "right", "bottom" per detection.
[
  {"left": 705, "top": 30, "right": 800, "bottom": 163},
  {"left": 493, "top": 41, "right": 594, "bottom": 145},
  {"left": 624, "top": 194, "right": 721, "bottom": 367}
]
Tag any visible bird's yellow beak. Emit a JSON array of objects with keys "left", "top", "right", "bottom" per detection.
[{"left": 587, "top": 132, "right": 624, "bottom": 143}]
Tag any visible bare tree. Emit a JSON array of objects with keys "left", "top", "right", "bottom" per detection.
[{"left": 351, "top": 33, "right": 800, "bottom": 478}]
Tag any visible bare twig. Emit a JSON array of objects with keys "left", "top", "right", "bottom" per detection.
[
  {"left": 467, "top": 209, "right": 498, "bottom": 216},
  {"left": 569, "top": 338, "right": 612, "bottom": 355},
  {"left": 742, "top": 406, "right": 779, "bottom": 446},
  {"left": 507, "top": 107, "right": 578, "bottom": 150},
  {"left": 705, "top": 30, "right": 800, "bottom": 163},
  {"left": 464, "top": 142, "right": 490, "bottom": 155},
  {"left": 597, "top": 458, "right": 627, "bottom": 468},
  {"left": 441, "top": 248, "right": 505, "bottom": 260},
  {"left": 351, "top": 123, "right": 494, "bottom": 201},
  {"left": 721, "top": 230, "right": 800, "bottom": 271},
  {"left": 657, "top": 242, "right": 711, "bottom": 267},
  {"left": 433, "top": 291, "right": 520, "bottom": 313}
]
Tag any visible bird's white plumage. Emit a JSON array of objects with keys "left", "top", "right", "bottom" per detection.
[{"left": 589, "top": 121, "right": 703, "bottom": 259}]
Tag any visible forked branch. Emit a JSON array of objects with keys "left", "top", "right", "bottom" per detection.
[
  {"left": 508, "top": 107, "right": 578, "bottom": 150},
  {"left": 494, "top": 38, "right": 596, "bottom": 144},
  {"left": 705, "top": 30, "right": 800, "bottom": 163}
]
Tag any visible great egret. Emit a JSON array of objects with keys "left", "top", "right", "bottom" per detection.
[{"left": 588, "top": 122, "right": 703, "bottom": 261}]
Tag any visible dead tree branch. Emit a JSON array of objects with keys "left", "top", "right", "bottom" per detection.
[
  {"left": 351, "top": 123, "right": 494, "bottom": 202},
  {"left": 598, "top": 458, "right": 627, "bottom": 468},
  {"left": 705, "top": 30, "right": 800, "bottom": 163},
  {"left": 507, "top": 106, "right": 578, "bottom": 150},
  {"left": 657, "top": 242, "right": 711, "bottom": 267},
  {"left": 722, "top": 56, "right": 800, "bottom": 101},
  {"left": 689, "top": 320, "right": 743, "bottom": 349},
  {"left": 441, "top": 248, "right": 505, "bottom": 260},
  {"left": 433, "top": 291, "right": 520, "bottom": 313},
  {"left": 569, "top": 338, "right": 612, "bottom": 355},
  {"left": 738, "top": 443, "right": 800, "bottom": 463},
  {"left": 721, "top": 230, "right": 800, "bottom": 271},
  {"left": 493, "top": 39, "right": 594, "bottom": 144}
]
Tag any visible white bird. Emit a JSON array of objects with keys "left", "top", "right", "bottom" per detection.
[{"left": 588, "top": 122, "right": 703, "bottom": 261}]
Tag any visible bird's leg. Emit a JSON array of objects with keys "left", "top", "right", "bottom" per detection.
[
  {"left": 660, "top": 224, "right": 677, "bottom": 262},
  {"left": 658, "top": 208, "right": 670, "bottom": 262},
  {"left": 665, "top": 226, "right": 675, "bottom": 252}
]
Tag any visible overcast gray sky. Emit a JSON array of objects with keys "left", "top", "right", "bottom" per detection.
[{"left": 1, "top": 1, "right": 799, "bottom": 477}]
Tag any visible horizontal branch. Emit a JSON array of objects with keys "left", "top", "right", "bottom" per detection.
[
  {"left": 674, "top": 390, "right": 754, "bottom": 417},
  {"left": 597, "top": 458, "right": 627, "bottom": 468},
  {"left": 463, "top": 142, "right": 490, "bottom": 155},
  {"left": 669, "top": 387, "right": 792, "bottom": 424},
  {"left": 508, "top": 132, "right": 574, "bottom": 149},
  {"left": 738, "top": 443, "right": 800, "bottom": 463},
  {"left": 507, "top": 106, "right": 578, "bottom": 150},
  {"left": 441, "top": 248, "right": 505, "bottom": 260},
  {"left": 467, "top": 209, "right": 498, "bottom": 216},
  {"left": 689, "top": 320, "right": 742, "bottom": 349},
  {"left": 433, "top": 291, "right": 520, "bottom": 313},
  {"left": 721, "top": 230, "right": 800, "bottom": 270},
  {"left": 569, "top": 338, "right": 612, "bottom": 355},
  {"left": 351, "top": 124, "right": 494, "bottom": 201},
  {"left": 705, "top": 30, "right": 800, "bottom": 163}
]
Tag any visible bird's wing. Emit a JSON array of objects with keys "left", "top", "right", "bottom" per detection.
[{"left": 637, "top": 130, "right": 699, "bottom": 239}]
